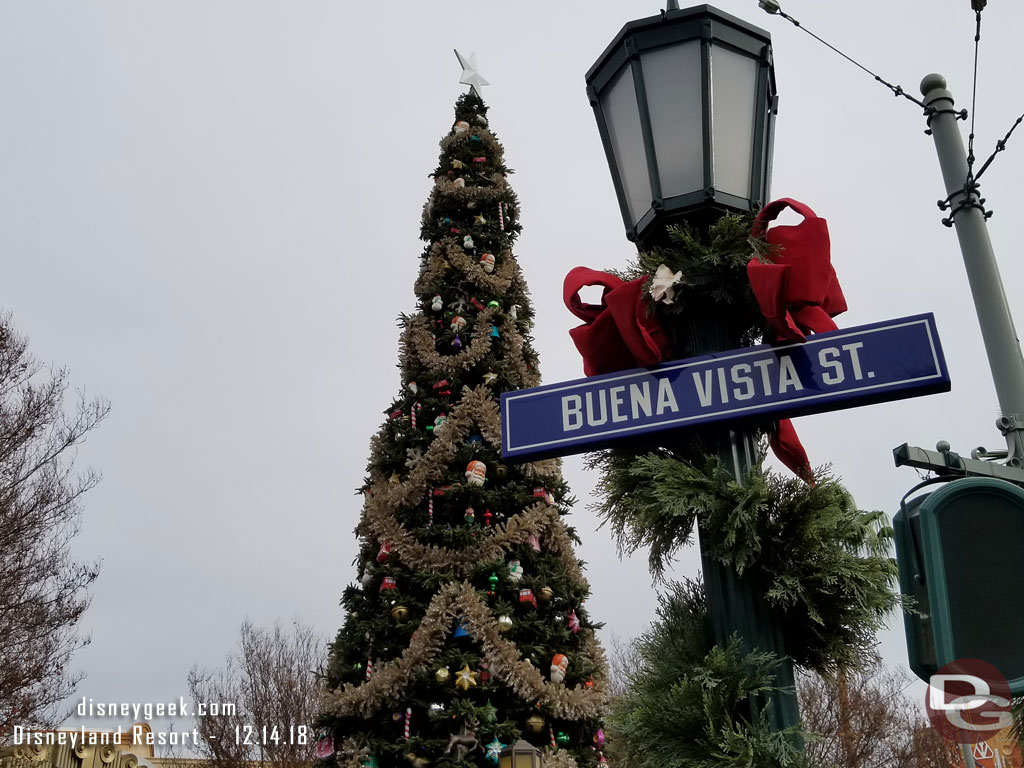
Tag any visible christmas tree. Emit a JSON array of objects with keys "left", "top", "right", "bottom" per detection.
[{"left": 320, "top": 75, "right": 608, "bottom": 768}]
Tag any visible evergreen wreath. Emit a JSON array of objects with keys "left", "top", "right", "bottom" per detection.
[{"left": 588, "top": 214, "right": 902, "bottom": 761}]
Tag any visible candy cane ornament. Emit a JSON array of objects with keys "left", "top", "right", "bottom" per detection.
[
  {"left": 404, "top": 708, "right": 412, "bottom": 739},
  {"left": 428, "top": 490, "right": 434, "bottom": 526},
  {"left": 498, "top": 202, "right": 505, "bottom": 231},
  {"left": 411, "top": 402, "right": 422, "bottom": 429},
  {"left": 549, "top": 726, "right": 557, "bottom": 749}
]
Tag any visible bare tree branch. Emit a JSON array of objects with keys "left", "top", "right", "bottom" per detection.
[
  {"left": 189, "top": 619, "right": 326, "bottom": 768},
  {"left": 0, "top": 316, "right": 108, "bottom": 744}
]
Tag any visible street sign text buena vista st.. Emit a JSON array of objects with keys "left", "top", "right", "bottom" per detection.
[{"left": 501, "top": 314, "right": 950, "bottom": 462}]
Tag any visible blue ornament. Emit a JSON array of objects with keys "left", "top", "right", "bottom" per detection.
[
  {"left": 453, "top": 621, "right": 470, "bottom": 638},
  {"left": 490, "top": 326, "right": 500, "bottom": 338},
  {"left": 467, "top": 434, "right": 483, "bottom": 446}
]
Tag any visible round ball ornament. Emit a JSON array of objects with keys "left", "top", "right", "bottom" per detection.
[
  {"left": 315, "top": 735, "right": 334, "bottom": 760},
  {"left": 538, "top": 586, "right": 554, "bottom": 603},
  {"left": 524, "top": 715, "right": 545, "bottom": 734},
  {"left": 435, "top": 667, "right": 450, "bottom": 685},
  {"left": 495, "top": 464, "right": 508, "bottom": 480},
  {"left": 497, "top": 615, "right": 513, "bottom": 633},
  {"left": 391, "top": 604, "right": 409, "bottom": 622}
]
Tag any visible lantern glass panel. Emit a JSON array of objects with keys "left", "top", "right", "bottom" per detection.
[
  {"left": 710, "top": 44, "right": 758, "bottom": 200},
  {"left": 641, "top": 41, "right": 704, "bottom": 201},
  {"left": 602, "top": 63, "right": 651, "bottom": 227},
  {"left": 513, "top": 754, "right": 535, "bottom": 768}
]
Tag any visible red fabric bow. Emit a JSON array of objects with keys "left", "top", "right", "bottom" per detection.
[
  {"left": 563, "top": 267, "right": 672, "bottom": 376},
  {"left": 748, "top": 198, "right": 848, "bottom": 484},
  {"left": 747, "top": 198, "right": 847, "bottom": 343}
]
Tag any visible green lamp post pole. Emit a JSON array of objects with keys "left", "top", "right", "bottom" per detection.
[{"left": 585, "top": 3, "right": 799, "bottom": 732}]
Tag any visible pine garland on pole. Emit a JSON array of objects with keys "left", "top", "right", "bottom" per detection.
[
  {"left": 319, "top": 84, "right": 609, "bottom": 768},
  {"left": 586, "top": 215, "right": 902, "bottom": 765}
]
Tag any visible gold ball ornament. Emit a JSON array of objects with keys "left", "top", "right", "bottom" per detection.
[
  {"left": 391, "top": 604, "right": 409, "bottom": 622},
  {"left": 435, "top": 667, "right": 450, "bottom": 684},
  {"left": 497, "top": 615, "right": 513, "bottom": 633},
  {"left": 454, "top": 663, "right": 479, "bottom": 691},
  {"left": 524, "top": 714, "right": 545, "bottom": 734},
  {"left": 538, "top": 586, "right": 554, "bottom": 603}
]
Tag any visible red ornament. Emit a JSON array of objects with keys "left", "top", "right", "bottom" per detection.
[
  {"left": 532, "top": 487, "right": 547, "bottom": 499},
  {"left": 377, "top": 541, "right": 392, "bottom": 563},
  {"left": 584, "top": 678, "right": 594, "bottom": 689},
  {"left": 432, "top": 380, "right": 452, "bottom": 397},
  {"left": 518, "top": 588, "right": 537, "bottom": 608},
  {"left": 470, "top": 298, "right": 485, "bottom": 311},
  {"left": 483, "top": 510, "right": 493, "bottom": 527},
  {"left": 472, "top": 156, "right": 487, "bottom": 163},
  {"left": 380, "top": 576, "right": 397, "bottom": 592},
  {"left": 388, "top": 409, "right": 403, "bottom": 420}
]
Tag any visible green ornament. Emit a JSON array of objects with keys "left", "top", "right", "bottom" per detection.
[
  {"left": 488, "top": 571, "right": 498, "bottom": 591},
  {"left": 556, "top": 732, "right": 570, "bottom": 747},
  {"left": 361, "top": 758, "right": 379, "bottom": 768},
  {"left": 480, "top": 699, "right": 498, "bottom": 725},
  {"left": 353, "top": 662, "right": 363, "bottom": 671},
  {"left": 487, "top": 301, "right": 500, "bottom": 309}
]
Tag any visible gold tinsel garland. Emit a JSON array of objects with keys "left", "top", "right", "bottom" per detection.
[
  {"left": 414, "top": 239, "right": 517, "bottom": 301},
  {"left": 361, "top": 500, "right": 585, "bottom": 583},
  {"left": 358, "top": 384, "right": 580, "bottom": 580},
  {"left": 324, "top": 581, "right": 608, "bottom": 721}
]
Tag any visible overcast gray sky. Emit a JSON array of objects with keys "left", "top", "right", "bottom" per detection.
[{"left": 1, "top": 0, "right": 1020, "bottom": 736}]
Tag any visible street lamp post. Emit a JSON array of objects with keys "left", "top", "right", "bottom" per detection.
[
  {"left": 585, "top": 4, "right": 798, "bottom": 732},
  {"left": 585, "top": 3, "right": 777, "bottom": 250}
]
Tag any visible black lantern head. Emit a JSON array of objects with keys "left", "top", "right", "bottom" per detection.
[{"left": 586, "top": 4, "right": 777, "bottom": 249}]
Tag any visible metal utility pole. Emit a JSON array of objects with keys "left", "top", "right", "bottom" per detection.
[{"left": 921, "top": 73, "right": 1024, "bottom": 467}]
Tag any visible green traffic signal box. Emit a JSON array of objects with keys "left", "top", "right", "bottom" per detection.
[{"left": 894, "top": 477, "right": 1024, "bottom": 696}]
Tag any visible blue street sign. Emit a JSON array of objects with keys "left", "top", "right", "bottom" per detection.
[{"left": 501, "top": 314, "right": 950, "bottom": 462}]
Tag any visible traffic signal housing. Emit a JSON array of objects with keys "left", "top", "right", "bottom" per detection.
[{"left": 894, "top": 477, "right": 1024, "bottom": 695}]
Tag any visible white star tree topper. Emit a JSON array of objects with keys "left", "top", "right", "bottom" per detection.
[{"left": 454, "top": 49, "right": 489, "bottom": 96}]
